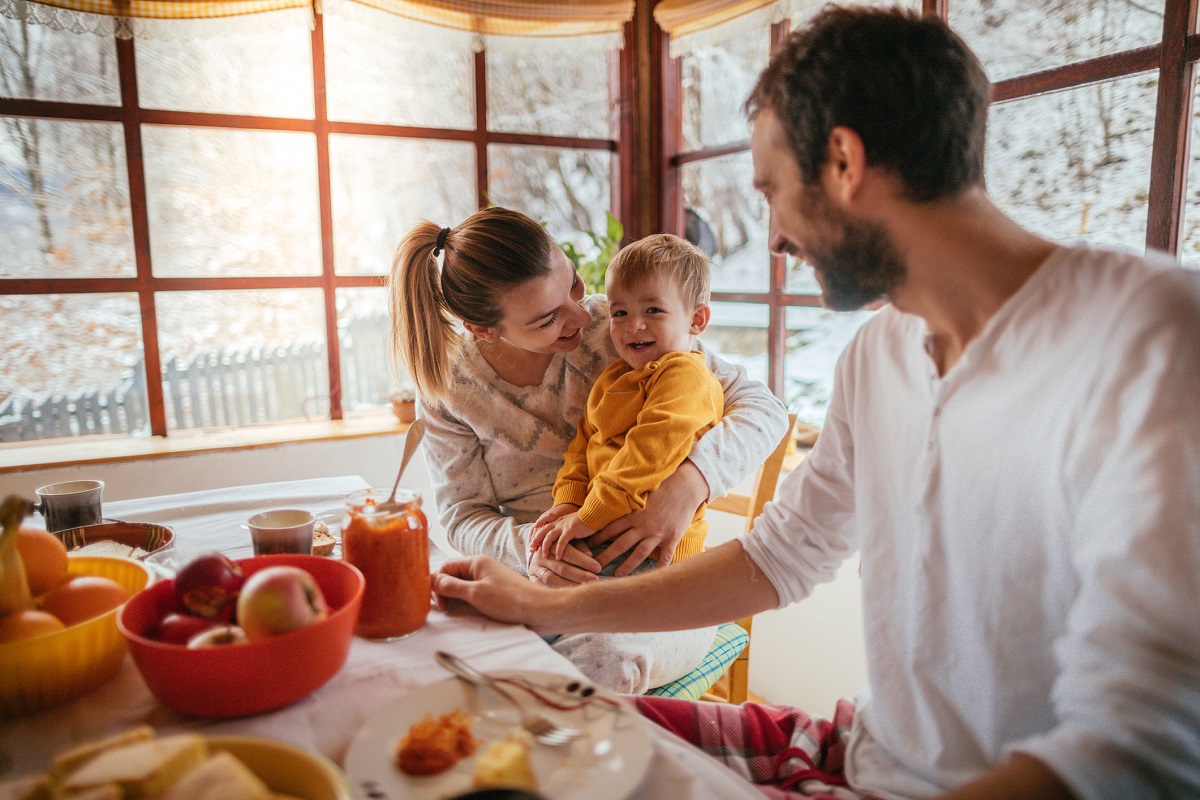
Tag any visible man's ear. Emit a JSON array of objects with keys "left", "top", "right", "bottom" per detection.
[
  {"left": 824, "top": 126, "right": 867, "bottom": 204},
  {"left": 463, "top": 322, "right": 498, "bottom": 342},
  {"left": 689, "top": 303, "right": 711, "bottom": 336}
]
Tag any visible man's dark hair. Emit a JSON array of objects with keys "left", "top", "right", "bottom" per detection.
[{"left": 746, "top": 5, "right": 991, "bottom": 202}]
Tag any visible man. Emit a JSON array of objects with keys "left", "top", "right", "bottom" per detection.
[{"left": 433, "top": 6, "right": 1200, "bottom": 799}]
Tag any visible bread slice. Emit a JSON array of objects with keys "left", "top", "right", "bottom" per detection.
[
  {"left": 312, "top": 522, "right": 336, "bottom": 557},
  {"left": 159, "top": 752, "right": 271, "bottom": 800},
  {"left": 61, "top": 734, "right": 206, "bottom": 800},
  {"left": 471, "top": 739, "right": 537, "bottom": 792},
  {"left": 49, "top": 727, "right": 155, "bottom": 785}
]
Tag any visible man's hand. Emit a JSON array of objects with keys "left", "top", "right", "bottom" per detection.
[
  {"left": 527, "top": 542, "right": 600, "bottom": 588},
  {"left": 588, "top": 462, "right": 705, "bottom": 576},
  {"left": 530, "top": 503, "right": 580, "bottom": 551},
  {"left": 433, "top": 555, "right": 555, "bottom": 631}
]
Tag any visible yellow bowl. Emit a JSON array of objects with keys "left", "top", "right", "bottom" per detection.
[
  {"left": 0, "top": 555, "right": 154, "bottom": 718},
  {"left": 206, "top": 735, "right": 354, "bottom": 800}
]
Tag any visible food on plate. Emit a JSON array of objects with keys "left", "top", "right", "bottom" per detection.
[
  {"left": 236, "top": 566, "right": 328, "bottom": 640},
  {"left": 16, "top": 526, "right": 69, "bottom": 596},
  {"left": 38, "top": 576, "right": 132, "bottom": 628},
  {"left": 187, "top": 625, "right": 249, "bottom": 648},
  {"left": 0, "top": 774, "right": 50, "bottom": 800},
  {"left": 471, "top": 738, "right": 538, "bottom": 793},
  {"left": 61, "top": 733, "right": 208, "bottom": 797},
  {"left": 173, "top": 552, "right": 245, "bottom": 619},
  {"left": 159, "top": 751, "right": 271, "bottom": 800},
  {"left": 49, "top": 726, "right": 155, "bottom": 784},
  {"left": 395, "top": 710, "right": 477, "bottom": 776},
  {"left": 70, "top": 541, "right": 150, "bottom": 560},
  {"left": 0, "top": 608, "right": 65, "bottom": 643},
  {"left": 0, "top": 496, "right": 35, "bottom": 616},
  {"left": 311, "top": 522, "right": 335, "bottom": 557},
  {"left": 154, "top": 612, "right": 221, "bottom": 646}
]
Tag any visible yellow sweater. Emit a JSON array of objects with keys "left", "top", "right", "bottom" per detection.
[{"left": 552, "top": 350, "right": 724, "bottom": 562}]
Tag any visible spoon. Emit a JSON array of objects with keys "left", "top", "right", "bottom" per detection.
[{"left": 379, "top": 418, "right": 426, "bottom": 513}]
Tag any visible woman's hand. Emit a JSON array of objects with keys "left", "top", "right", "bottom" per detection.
[
  {"left": 527, "top": 540, "right": 600, "bottom": 588},
  {"left": 588, "top": 461, "right": 707, "bottom": 576}
]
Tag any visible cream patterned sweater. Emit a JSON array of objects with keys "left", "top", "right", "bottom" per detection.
[{"left": 419, "top": 294, "right": 789, "bottom": 573}]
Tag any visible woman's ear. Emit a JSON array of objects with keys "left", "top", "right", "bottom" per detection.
[
  {"left": 689, "top": 304, "right": 711, "bottom": 336},
  {"left": 463, "top": 322, "right": 498, "bottom": 342}
]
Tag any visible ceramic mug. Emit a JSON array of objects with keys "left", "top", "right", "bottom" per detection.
[
  {"left": 35, "top": 479, "right": 105, "bottom": 533},
  {"left": 247, "top": 509, "right": 315, "bottom": 556}
]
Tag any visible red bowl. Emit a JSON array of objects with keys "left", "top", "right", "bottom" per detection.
[{"left": 118, "top": 555, "right": 364, "bottom": 718}]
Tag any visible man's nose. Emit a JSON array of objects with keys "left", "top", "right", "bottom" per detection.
[{"left": 767, "top": 215, "right": 787, "bottom": 255}]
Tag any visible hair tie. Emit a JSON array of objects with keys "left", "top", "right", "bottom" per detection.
[{"left": 433, "top": 227, "right": 451, "bottom": 257}]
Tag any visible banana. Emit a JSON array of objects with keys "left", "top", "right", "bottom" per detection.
[{"left": 0, "top": 495, "right": 36, "bottom": 616}]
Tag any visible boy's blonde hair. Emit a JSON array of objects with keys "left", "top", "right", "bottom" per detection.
[{"left": 605, "top": 233, "right": 711, "bottom": 309}]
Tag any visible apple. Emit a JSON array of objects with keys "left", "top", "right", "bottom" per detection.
[
  {"left": 236, "top": 566, "right": 328, "bottom": 640},
  {"left": 173, "top": 552, "right": 245, "bottom": 619},
  {"left": 156, "top": 612, "right": 220, "bottom": 645},
  {"left": 187, "top": 625, "right": 248, "bottom": 648}
]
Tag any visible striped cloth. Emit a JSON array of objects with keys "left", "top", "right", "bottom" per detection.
[
  {"left": 646, "top": 622, "right": 749, "bottom": 700},
  {"left": 632, "top": 694, "right": 877, "bottom": 800}
]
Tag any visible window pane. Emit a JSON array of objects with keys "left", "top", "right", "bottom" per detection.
[
  {"left": 785, "top": 306, "right": 873, "bottom": 427},
  {"left": 143, "top": 126, "right": 321, "bottom": 277},
  {"left": 156, "top": 289, "right": 329, "bottom": 430},
  {"left": 0, "top": 293, "right": 148, "bottom": 442},
  {"left": 704, "top": 302, "right": 769, "bottom": 386},
  {"left": 331, "top": 135, "right": 475, "bottom": 276},
  {"left": 487, "top": 144, "right": 611, "bottom": 246},
  {"left": 325, "top": 9, "right": 474, "bottom": 129},
  {"left": 0, "top": 18, "right": 119, "bottom": 104},
  {"left": 785, "top": 256, "right": 821, "bottom": 294},
  {"left": 136, "top": 28, "right": 313, "bottom": 117},
  {"left": 680, "top": 26, "right": 769, "bottom": 150},
  {"left": 950, "top": 0, "right": 1164, "bottom": 83},
  {"left": 1178, "top": 78, "right": 1200, "bottom": 266},
  {"left": 681, "top": 151, "right": 768, "bottom": 293},
  {"left": 488, "top": 48, "right": 613, "bottom": 139},
  {"left": 0, "top": 119, "right": 134, "bottom": 278},
  {"left": 986, "top": 73, "right": 1156, "bottom": 251},
  {"left": 337, "top": 287, "right": 399, "bottom": 412}
]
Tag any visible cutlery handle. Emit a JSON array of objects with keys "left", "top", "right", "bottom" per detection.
[{"left": 435, "top": 651, "right": 521, "bottom": 708}]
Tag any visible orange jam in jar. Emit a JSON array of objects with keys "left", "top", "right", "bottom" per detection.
[{"left": 341, "top": 487, "right": 430, "bottom": 640}]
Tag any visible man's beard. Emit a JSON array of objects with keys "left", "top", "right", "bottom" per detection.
[{"left": 803, "top": 188, "right": 906, "bottom": 312}]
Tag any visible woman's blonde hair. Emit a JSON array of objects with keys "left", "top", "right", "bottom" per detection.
[{"left": 388, "top": 207, "right": 556, "bottom": 405}]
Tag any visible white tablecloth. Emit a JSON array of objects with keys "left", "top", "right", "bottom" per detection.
[{"left": 0, "top": 476, "right": 762, "bottom": 800}]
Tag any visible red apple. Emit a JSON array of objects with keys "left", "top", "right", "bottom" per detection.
[
  {"left": 236, "top": 566, "right": 328, "bottom": 640},
  {"left": 173, "top": 552, "right": 245, "bottom": 618},
  {"left": 187, "top": 625, "right": 248, "bottom": 648},
  {"left": 156, "top": 612, "right": 220, "bottom": 645}
]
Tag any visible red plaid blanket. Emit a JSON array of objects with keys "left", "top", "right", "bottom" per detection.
[{"left": 632, "top": 695, "right": 874, "bottom": 799}]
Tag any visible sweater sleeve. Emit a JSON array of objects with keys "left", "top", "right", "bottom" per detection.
[
  {"left": 553, "top": 403, "right": 597, "bottom": 509},
  {"left": 418, "top": 396, "right": 533, "bottom": 575},
  {"left": 575, "top": 355, "right": 724, "bottom": 532},
  {"left": 691, "top": 340, "right": 789, "bottom": 501}
]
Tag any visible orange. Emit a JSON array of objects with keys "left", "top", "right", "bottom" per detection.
[
  {"left": 39, "top": 576, "right": 131, "bottom": 628},
  {"left": 16, "top": 526, "right": 69, "bottom": 596},
  {"left": 0, "top": 609, "right": 65, "bottom": 643}
]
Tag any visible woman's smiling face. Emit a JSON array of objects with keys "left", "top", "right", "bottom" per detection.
[{"left": 492, "top": 248, "right": 592, "bottom": 354}]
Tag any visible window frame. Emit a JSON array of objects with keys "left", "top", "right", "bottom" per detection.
[{"left": 0, "top": 13, "right": 632, "bottom": 439}]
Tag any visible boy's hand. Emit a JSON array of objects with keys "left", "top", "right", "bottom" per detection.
[
  {"left": 531, "top": 503, "right": 580, "bottom": 551},
  {"left": 539, "top": 512, "right": 598, "bottom": 561}
]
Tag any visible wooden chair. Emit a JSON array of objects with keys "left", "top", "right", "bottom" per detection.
[{"left": 700, "top": 413, "right": 798, "bottom": 704}]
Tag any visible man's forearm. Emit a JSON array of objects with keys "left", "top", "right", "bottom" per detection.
[
  {"left": 937, "top": 754, "right": 1076, "bottom": 800},
  {"left": 537, "top": 539, "right": 780, "bottom": 634}
]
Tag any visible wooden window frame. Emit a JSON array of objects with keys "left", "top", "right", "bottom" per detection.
[
  {"left": 659, "top": 0, "right": 1200, "bottom": 399},
  {"left": 0, "top": 12, "right": 633, "bottom": 439}
]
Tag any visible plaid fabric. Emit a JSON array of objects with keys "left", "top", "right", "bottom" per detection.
[
  {"left": 633, "top": 694, "right": 876, "bottom": 800},
  {"left": 645, "top": 622, "right": 749, "bottom": 700}
]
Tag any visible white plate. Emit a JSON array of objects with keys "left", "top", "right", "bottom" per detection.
[{"left": 343, "top": 670, "right": 653, "bottom": 800}]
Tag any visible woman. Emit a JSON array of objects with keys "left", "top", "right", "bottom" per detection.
[{"left": 390, "top": 207, "right": 787, "bottom": 692}]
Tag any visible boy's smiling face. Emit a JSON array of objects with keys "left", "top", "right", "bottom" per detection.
[{"left": 607, "top": 273, "right": 709, "bottom": 370}]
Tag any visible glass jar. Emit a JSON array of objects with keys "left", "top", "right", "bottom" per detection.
[{"left": 341, "top": 487, "right": 430, "bottom": 640}]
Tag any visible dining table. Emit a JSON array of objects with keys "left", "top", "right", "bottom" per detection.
[{"left": 0, "top": 475, "right": 764, "bottom": 800}]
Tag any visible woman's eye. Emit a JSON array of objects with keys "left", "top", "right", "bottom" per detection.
[{"left": 538, "top": 312, "right": 558, "bottom": 330}]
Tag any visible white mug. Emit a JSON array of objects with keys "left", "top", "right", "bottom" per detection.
[{"left": 247, "top": 509, "right": 315, "bottom": 556}]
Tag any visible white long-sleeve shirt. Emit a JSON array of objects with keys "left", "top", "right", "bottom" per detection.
[
  {"left": 743, "top": 245, "right": 1200, "bottom": 799},
  {"left": 421, "top": 294, "right": 789, "bottom": 573}
]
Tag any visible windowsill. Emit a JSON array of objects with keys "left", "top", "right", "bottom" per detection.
[{"left": 0, "top": 410, "right": 410, "bottom": 474}]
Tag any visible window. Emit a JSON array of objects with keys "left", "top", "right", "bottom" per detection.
[{"left": 1, "top": 9, "right": 623, "bottom": 443}]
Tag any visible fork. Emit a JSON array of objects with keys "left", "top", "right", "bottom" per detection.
[{"left": 435, "top": 651, "right": 583, "bottom": 747}]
